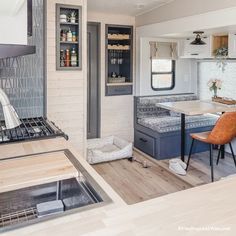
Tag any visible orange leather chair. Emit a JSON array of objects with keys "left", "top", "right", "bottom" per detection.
[{"left": 186, "top": 112, "right": 236, "bottom": 182}]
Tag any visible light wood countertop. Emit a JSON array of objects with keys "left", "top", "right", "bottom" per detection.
[
  {"left": 1, "top": 138, "right": 236, "bottom": 235},
  {"left": 158, "top": 100, "right": 236, "bottom": 115},
  {"left": 0, "top": 151, "right": 78, "bottom": 193}
]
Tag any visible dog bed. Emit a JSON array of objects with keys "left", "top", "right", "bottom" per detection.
[{"left": 87, "top": 136, "right": 133, "bottom": 164}]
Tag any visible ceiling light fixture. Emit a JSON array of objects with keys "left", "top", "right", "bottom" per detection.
[{"left": 191, "top": 31, "right": 206, "bottom": 45}]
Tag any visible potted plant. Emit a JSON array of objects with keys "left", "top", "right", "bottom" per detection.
[
  {"left": 214, "top": 47, "right": 228, "bottom": 72},
  {"left": 207, "top": 79, "right": 222, "bottom": 98},
  {"left": 69, "top": 11, "right": 77, "bottom": 23}
]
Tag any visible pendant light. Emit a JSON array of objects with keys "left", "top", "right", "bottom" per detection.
[{"left": 191, "top": 31, "right": 206, "bottom": 45}]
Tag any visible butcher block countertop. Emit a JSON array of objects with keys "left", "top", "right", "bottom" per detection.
[
  {"left": 1, "top": 138, "right": 236, "bottom": 236},
  {"left": 0, "top": 151, "right": 78, "bottom": 193}
]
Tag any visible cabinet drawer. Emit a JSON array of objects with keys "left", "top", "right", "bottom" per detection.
[
  {"left": 106, "top": 85, "right": 132, "bottom": 96},
  {"left": 134, "top": 131, "right": 155, "bottom": 157}
]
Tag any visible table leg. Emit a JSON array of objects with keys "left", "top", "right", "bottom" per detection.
[
  {"left": 220, "top": 112, "right": 225, "bottom": 159},
  {"left": 181, "top": 113, "right": 185, "bottom": 162}
]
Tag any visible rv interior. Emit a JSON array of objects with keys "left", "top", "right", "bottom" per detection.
[{"left": 0, "top": 0, "right": 236, "bottom": 235}]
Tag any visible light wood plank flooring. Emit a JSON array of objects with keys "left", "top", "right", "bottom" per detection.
[{"left": 93, "top": 149, "right": 236, "bottom": 205}]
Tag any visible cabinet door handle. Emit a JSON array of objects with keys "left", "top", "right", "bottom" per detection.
[
  {"left": 140, "top": 138, "right": 147, "bottom": 143},
  {"left": 191, "top": 53, "right": 199, "bottom": 56}
]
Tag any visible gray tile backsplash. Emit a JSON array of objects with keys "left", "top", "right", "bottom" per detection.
[{"left": 0, "top": 0, "right": 44, "bottom": 120}]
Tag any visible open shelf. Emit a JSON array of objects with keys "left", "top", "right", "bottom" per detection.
[
  {"left": 60, "top": 41, "right": 79, "bottom": 44},
  {"left": 56, "top": 4, "right": 82, "bottom": 70},
  {"left": 60, "top": 22, "right": 79, "bottom": 26},
  {"left": 106, "top": 82, "right": 133, "bottom": 86},
  {"left": 212, "top": 35, "right": 228, "bottom": 56},
  {"left": 105, "top": 25, "right": 133, "bottom": 96}
]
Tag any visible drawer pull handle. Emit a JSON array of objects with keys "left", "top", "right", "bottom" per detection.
[
  {"left": 191, "top": 53, "right": 199, "bottom": 56},
  {"left": 140, "top": 138, "right": 147, "bottom": 143}
]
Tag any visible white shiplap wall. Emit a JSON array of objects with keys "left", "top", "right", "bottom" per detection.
[
  {"left": 47, "top": 0, "right": 87, "bottom": 155},
  {"left": 88, "top": 12, "right": 135, "bottom": 142}
]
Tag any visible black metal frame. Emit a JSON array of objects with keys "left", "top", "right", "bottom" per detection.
[
  {"left": 151, "top": 59, "right": 175, "bottom": 91},
  {"left": 0, "top": 117, "right": 68, "bottom": 144},
  {"left": 180, "top": 113, "right": 185, "bottom": 161},
  {"left": 186, "top": 139, "right": 236, "bottom": 182}
]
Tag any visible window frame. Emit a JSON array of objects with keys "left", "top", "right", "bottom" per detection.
[{"left": 151, "top": 59, "right": 176, "bottom": 91}]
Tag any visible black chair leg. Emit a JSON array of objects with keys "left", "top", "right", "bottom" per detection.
[
  {"left": 186, "top": 139, "right": 195, "bottom": 171},
  {"left": 216, "top": 145, "right": 222, "bottom": 165},
  {"left": 229, "top": 143, "right": 236, "bottom": 168},
  {"left": 210, "top": 144, "right": 214, "bottom": 182}
]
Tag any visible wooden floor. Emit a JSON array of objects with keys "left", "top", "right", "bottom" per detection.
[{"left": 93, "top": 150, "right": 236, "bottom": 205}]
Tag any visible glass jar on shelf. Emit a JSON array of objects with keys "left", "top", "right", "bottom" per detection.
[
  {"left": 71, "top": 48, "right": 77, "bottom": 67},
  {"left": 72, "top": 32, "right": 77, "bottom": 42}
]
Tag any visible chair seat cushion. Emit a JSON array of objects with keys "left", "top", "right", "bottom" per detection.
[
  {"left": 138, "top": 114, "right": 218, "bottom": 133},
  {"left": 191, "top": 131, "right": 211, "bottom": 143}
]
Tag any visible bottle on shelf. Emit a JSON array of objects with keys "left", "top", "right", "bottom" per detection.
[
  {"left": 67, "top": 29, "right": 72, "bottom": 42},
  {"left": 72, "top": 32, "right": 77, "bottom": 42},
  {"left": 65, "top": 49, "right": 70, "bottom": 67},
  {"left": 60, "top": 29, "right": 67, "bottom": 42},
  {"left": 71, "top": 48, "right": 77, "bottom": 67},
  {"left": 60, "top": 50, "right": 65, "bottom": 67}
]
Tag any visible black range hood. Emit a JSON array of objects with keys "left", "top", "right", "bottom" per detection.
[{"left": 0, "top": 44, "right": 36, "bottom": 59}]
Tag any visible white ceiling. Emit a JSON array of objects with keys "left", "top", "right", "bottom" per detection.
[
  {"left": 0, "top": 0, "right": 25, "bottom": 15},
  {"left": 162, "top": 25, "right": 236, "bottom": 39},
  {"left": 87, "top": 0, "right": 174, "bottom": 16}
]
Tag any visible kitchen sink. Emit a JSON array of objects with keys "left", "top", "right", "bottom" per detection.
[{"left": 0, "top": 150, "right": 111, "bottom": 232}]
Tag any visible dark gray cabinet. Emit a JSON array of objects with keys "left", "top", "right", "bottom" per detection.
[
  {"left": 105, "top": 25, "right": 133, "bottom": 96},
  {"left": 56, "top": 4, "right": 82, "bottom": 70}
]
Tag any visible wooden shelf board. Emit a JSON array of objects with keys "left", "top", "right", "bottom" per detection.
[
  {"left": 106, "top": 82, "right": 133, "bottom": 86},
  {"left": 60, "top": 22, "right": 79, "bottom": 25},
  {"left": 108, "top": 38, "right": 130, "bottom": 41},
  {"left": 60, "top": 41, "right": 78, "bottom": 44}
]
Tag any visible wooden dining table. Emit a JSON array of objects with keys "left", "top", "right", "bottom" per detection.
[{"left": 157, "top": 100, "right": 236, "bottom": 161}]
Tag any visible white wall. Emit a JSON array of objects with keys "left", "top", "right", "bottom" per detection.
[
  {"left": 0, "top": 1, "right": 27, "bottom": 44},
  {"left": 136, "top": 37, "right": 197, "bottom": 96},
  {"left": 87, "top": 11, "right": 135, "bottom": 142}
]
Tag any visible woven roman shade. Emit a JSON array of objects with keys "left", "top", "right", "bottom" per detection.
[{"left": 150, "top": 42, "right": 178, "bottom": 60}]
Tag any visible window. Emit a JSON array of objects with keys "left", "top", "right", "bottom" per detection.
[{"left": 151, "top": 59, "right": 175, "bottom": 90}]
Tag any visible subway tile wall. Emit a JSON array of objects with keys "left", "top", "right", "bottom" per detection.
[
  {"left": 0, "top": 0, "right": 44, "bottom": 120},
  {"left": 198, "top": 61, "right": 236, "bottom": 100}
]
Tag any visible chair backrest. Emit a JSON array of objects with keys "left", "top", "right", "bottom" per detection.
[{"left": 208, "top": 112, "right": 236, "bottom": 145}]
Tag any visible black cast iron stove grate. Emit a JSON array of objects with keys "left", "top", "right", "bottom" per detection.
[{"left": 0, "top": 117, "right": 68, "bottom": 144}]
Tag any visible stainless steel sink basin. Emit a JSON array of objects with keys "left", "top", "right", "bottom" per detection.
[{"left": 0, "top": 149, "right": 111, "bottom": 232}]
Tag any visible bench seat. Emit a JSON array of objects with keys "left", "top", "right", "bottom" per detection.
[
  {"left": 134, "top": 94, "right": 218, "bottom": 160},
  {"left": 138, "top": 114, "right": 217, "bottom": 133}
]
